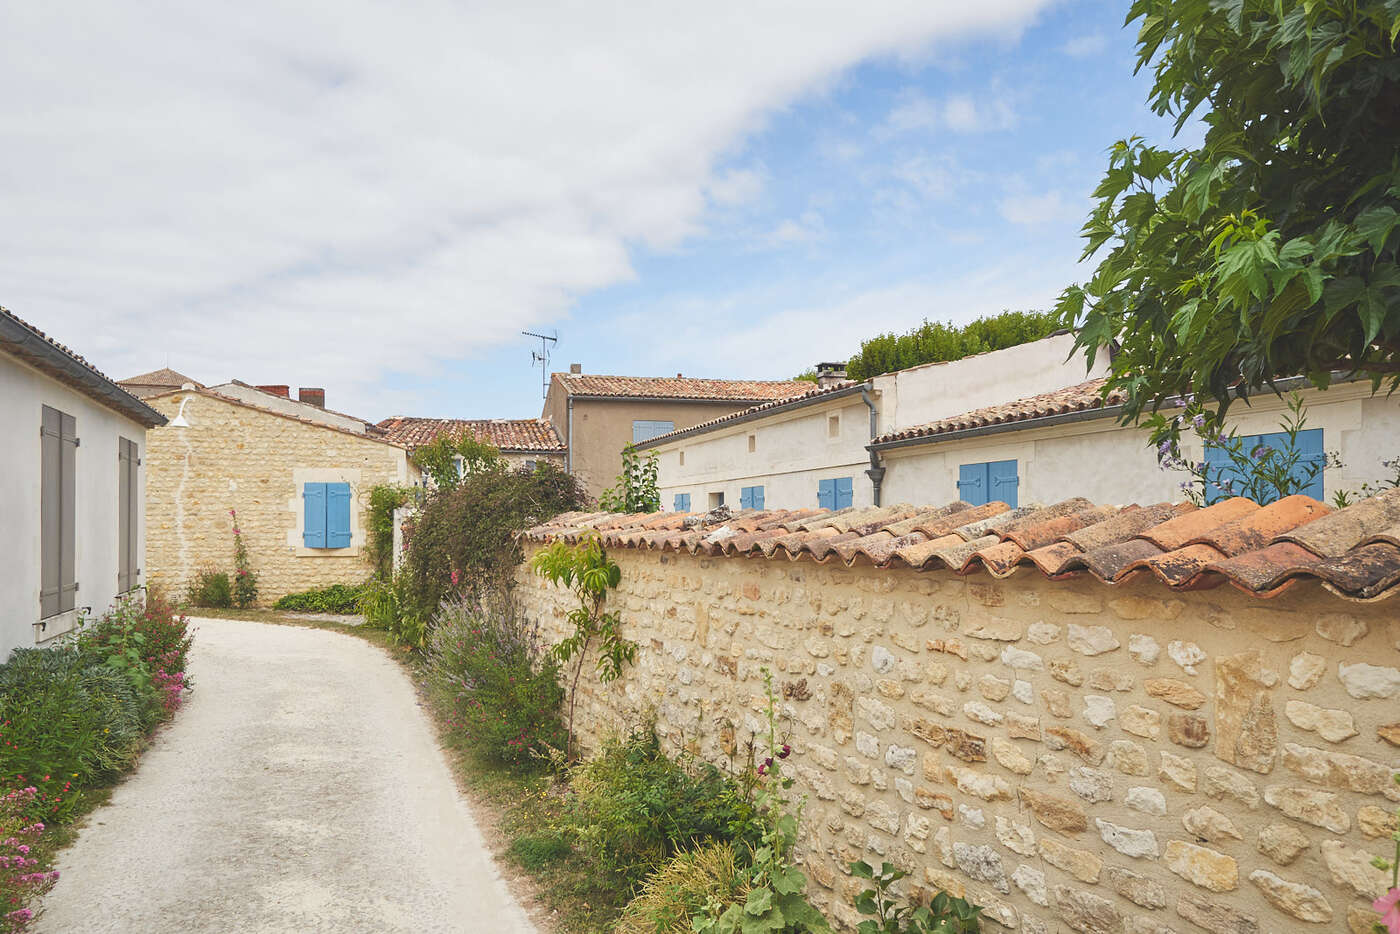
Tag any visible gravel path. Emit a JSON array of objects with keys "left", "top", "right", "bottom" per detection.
[{"left": 39, "top": 617, "right": 538, "bottom": 934}]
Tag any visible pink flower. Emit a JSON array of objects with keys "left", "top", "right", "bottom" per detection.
[{"left": 1374, "top": 888, "right": 1400, "bottom": 934}]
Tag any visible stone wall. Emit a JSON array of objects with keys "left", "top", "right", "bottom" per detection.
[
  {"left": 518, "top": 545, "right": 1400, "bottom": 933},
  {"left": 145, "top": 391, "right": 413, "bottom": 602}
]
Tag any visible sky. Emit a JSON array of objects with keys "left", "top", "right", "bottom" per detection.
[{"left": 1, "top": 1, "right": 1192, "bottom": 422}]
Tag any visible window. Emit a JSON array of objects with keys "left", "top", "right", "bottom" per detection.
[
  {"left": 817, "top": 477, "right": 853, "bottom": 510},
  {"left": 708, "top": 491, "right": 725, "bottom": 509},
  {"left": 678, "top": 450, "right": 685, "bottom": 466},
  {"left": 40, "top": 406, "right": 77, "bottom": 619},
  {"left": 828, "top": 415, "right": 840, "bottom": 438},
  {"left": 118, "top": 437, "right": 140, "bottom": 592},
  {"left": 740, "top": 485, "right": 765, "bottom": 510},
  {"left": 524, "top": 460, "right": 538, "bottom": 471},
  {"left": 674, "top": 493, "right": 691, "bottom": 512},
  {"left": 1204, "top": 429, "right": 1324, "bottom": 503},
  {"left": 747, "top": 434, "right": 756, "bottom": 453},
  {"left": 958, "top": 460, "right": 1018, "bottom": 508},
  {"left": 452, "top": 454, "right": 466, "bottom": 478},
  {"left": 633, "top": 420, "right": 674, "bottom": 443},
  {"left": 303, "top": 481, "right": 353, "bottom": 549}
]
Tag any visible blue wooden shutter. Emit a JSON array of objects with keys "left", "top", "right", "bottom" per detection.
[
  {"left": 739, "top": 487, "right": 752, "bottom": 510},
  {"left": 303, "top": 483, "right": 327, "bottom": 547},
  {"left": 1290, "top": 429, "right": 1325, "bottom": 498},
  {"left": 752, "top": 486, "right": 764, "bottom": 510},
  {"left": 817, "top": 478, "right": 835, "bottom": 509},
  {"left": 326, "top": 482, "right": 352, "bottom": 548},
  {"left": 674, "top": 493, "right": 690, "bottom": 512},
  {"left": 957, "top": 463, "right": 987, "bottom": 506},
  {"left": 1203, "top": 442, "right": 1238, "bottom": 504},
  {"left": 834, "top": 477, "right": 853, "bottom": 509},
  {"left": 988, "top": 460, "right": 1019, "bottom": 508}
]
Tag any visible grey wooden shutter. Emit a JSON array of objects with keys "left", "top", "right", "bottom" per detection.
[
  {"left": 59, "top": 411, "right": 77, "bottom": 612},
  {"left": 118, "top": 438, "right": 136, "bottom": 592},
  {"left": 41, "top": 407, "right": 62, "bottom": 617}
]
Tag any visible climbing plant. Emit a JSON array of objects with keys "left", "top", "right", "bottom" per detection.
[{"left": 599, "top": 444, "right": 660, "bottom": 514}]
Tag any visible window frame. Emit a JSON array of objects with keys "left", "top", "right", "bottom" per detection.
[{"left": 632, "top": 419, "right": 675, "bottom": 444}]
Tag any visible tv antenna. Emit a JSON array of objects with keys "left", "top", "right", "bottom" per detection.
[{"left": 523, "top": 330, "right": 558, "bottom": 400}]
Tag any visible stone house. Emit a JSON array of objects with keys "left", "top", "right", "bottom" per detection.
[
  {"left": 0, "top": 307, "right": 167, "bottom": 656},
  {"left": 541, "top": 366, "right": 813, "bottom": 500},
  {"left": 375, "top": 416, "right": 567, "bottom": 471},
  {"left": 139, "top": 383, "right": 417, "bottom": 603},
  {"left": 639, "top": 333, "right": 1108, "bottom": 511}
]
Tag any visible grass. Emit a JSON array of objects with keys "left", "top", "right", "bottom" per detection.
[{"left": 221, "top": 607, "right": 630, "bottom": 934}]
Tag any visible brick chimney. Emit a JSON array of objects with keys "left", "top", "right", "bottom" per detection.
[
  {"left": 298, "top": 387, "right": 326, "bottom": 408},
  {"left": 256, "top": 384, "right": 290, "bottom": 398},
  {"left": 815, "top": 362, "right": 848, "bottom": 390},
  {"left": 569, "top": 363, "right": 582, "bottom": 374}
]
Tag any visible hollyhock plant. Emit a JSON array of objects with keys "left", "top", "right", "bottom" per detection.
[{"left": 0, "top": 787, "right": 59, "bottom": 932}]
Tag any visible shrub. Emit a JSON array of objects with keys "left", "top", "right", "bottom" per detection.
[
  {"left": 77, "top": 590, "right": 193, "bottom": 695},
  {"left": 0, "top": 649, "right": 149, "bottom": 821},
  {"left": 366, "top": 485, "right": 412, "bottom": 580},
  {"left": 508, "top": 830, "right": 572, "bottom": 871},
  {"left": 615, "top": 842, "right": 749, "bottom": 934},
  {"left": 186, "top": 568, "right": 231, "bottom": 608},
  {"left": 360, "top": 573, "right": 431, "bottom": 648},
  {"left": 0, "top": 787, "right": 60, "bottom": 932},
  {"left": 567, "top": 729, "right": 753, "bottom": 892},
  {"left": 273, "top": 584, "right": 365, "bottom": 614},
  {"left": 427, "top": 596, "right": 565, "bottom": 765},
  {"left": 230, "top": 509, "right": 257, "bottom": 608}
]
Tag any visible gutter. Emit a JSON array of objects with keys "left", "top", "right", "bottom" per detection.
[
  {"left": 631, "top": 382, "right": 870, "bottom": 451},
  {"left": 0, "top": 313, "right": 167, "bottom": 428},
  {"left": 869, "top": 404, "right": 1125, "bottom": 453},
  {"left": 860, "top": 387, "right": 884, "bottom": 507}
]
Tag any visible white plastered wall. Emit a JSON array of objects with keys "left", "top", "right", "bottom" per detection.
[{"left": 0, "top": 353, "right": 150, "bottom": 657}]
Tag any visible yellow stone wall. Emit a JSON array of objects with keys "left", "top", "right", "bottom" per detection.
[
  {"left": 145, "top": 392, "right": 413, "bottom": 603},
  {"left": 518, "top": 546, "right": 1400, "bottom": 933}
]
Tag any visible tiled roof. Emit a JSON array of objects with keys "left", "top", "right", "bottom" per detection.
[
  {"left": 118, "top": 367, "right": 201, "bottom": 393},
  {"left": 147, "top": 387, "right": 409, "bottom": 449},
  {"left": 633, "top": 380, "right": 863, "bottom": 449},
  {"left": 874, "top": 378, "right": 1124, "bottom": 446},
  {"left": 553, "top": 372, "right": 814, "bottom": 402},
  {"left": 376, "top": 416, "right": 565, "bottom": 452},
  {"left": 523, "top": 489, "right": 1400, "bottom": 603},
  {"left": 1, "top": 306, "right": 166, "bottom": 427}
]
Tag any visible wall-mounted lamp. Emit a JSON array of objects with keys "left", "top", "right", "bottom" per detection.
[{"left": 168, "top": 396, "right": 192, "bottom": 428}]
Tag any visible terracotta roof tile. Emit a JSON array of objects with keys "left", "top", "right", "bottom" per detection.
[
  {"left": 1276, "top": 487, "right": 1400, "bottom": 556},
  {"left": 873, "top": 378, "right": 1125, "bottom": 445},
  {"left": 553, "top": 372, "right": 813, "bottom": 403},
  {"left": 526, "top": 491, "right": 1400, "bottom": 602},
  {"left": 376, "top": 416, "right": 566, "bottom": 452}
]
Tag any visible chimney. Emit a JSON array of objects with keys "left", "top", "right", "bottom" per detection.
[
  {"left": 815, "top": 362, "right": 848, "bottom": 390},
  {"left": 298, "top": 387, "right": 326, "bottom": 408},
  {"left": 256, "top": 384, "right": 290, "bottom": 398},
  {"left": 569, "top": 363, "right": 582, "bottom": 374}
]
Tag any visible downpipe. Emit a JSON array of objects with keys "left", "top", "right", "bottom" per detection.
[{"left": 860, "top": 387, "right": 884, "bottom": 507}]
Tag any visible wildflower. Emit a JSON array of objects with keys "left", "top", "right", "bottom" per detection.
[
  {"left": 1192, "top": 414, "right": 1205, "bottom": 429},
  {"left": 778, "top": 744, "right": 791, "bottom": 759},
  {"left": 1373, "top": 889, "right": 1400, "bottom": 934}
]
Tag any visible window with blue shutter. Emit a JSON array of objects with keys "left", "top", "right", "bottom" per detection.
[
  {"left": 740, "top": 485, "right": 765, "bottom": 510},
  {"left": 632, "top": 420, "right": 675, "bottom": 443},
  {"left": 303, "top": 482, "right": 353, "bottom": 549},
  {"left": 674, "top": 493, "right": 691, "bottom": 512},
  {"left": 818, "top": 477, "right": 852, "bottom": 510},
  {"left": 957, "top": 460, "right": 1018, "bottom": 507},
  {"left": 1204, "top": 429, "right": 1323, "bottom": 503}
]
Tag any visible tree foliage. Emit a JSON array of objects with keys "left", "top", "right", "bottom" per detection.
[
  {"left": 1057, "top": 0, "right": 1400, "bottom": 440},
  {"left": 845, "top": 310, "right": 1060, "bottom": 380},
  {"left": 412, "top": 432, "right": 506, "bottom": 490},
  {"left": 599, "top": 444, "right": 660, "bottom": 514}
]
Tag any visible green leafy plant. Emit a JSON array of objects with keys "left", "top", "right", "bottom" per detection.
[
  {"left": 185, "top": 567, "right": 231, "bottom": 608},
  {"left": 1370, "top": 772, "right": 1400, "bottom": 933},
  {"left": 365, "top": 484, "right": 412, "bottom": 580},
  {"left": 530, "top": 536, "right": 637, "bottom": 760},
  {"left": 600, "top": 444, "right": 661, "bottom": 514},
  {"left": 229, "top": 509, "right": 258, "bottom": 608},
  {"left": 412, "top": 433, "right": 506, "bottom": 490},
  {"left": 1333, "top": 456, "right": 1400, "bottom": 508},
  {"left": 426, "top": 595, "right": 565, "bottom": 765},
  {"left": 850, "top": 861, "right": 981, "bottom": 934},
  {"left": 845, "top": 310, "right": 1058, "bottom": 380},
  {"left": 1154, "top": 393, "right": 1338, "bottom": 505},
  {"left": 509, "top": 830, "right": 573, "bottom": 871},
  {"left": 1056, "top": 0, "right": 1400, "bottom": 440},
  {"left": 693, "top": 669, "right": 830, "bottom": 934},
  {"left": 273, "top": 583, "right": 366, "bottom": 614},
  {"left": 565, "top": 728, "right": 753, "bottom": 891}
]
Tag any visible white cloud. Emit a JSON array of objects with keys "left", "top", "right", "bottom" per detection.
[
  {"left": 883, "top": 88, "right": 1016, "bottom": 135},
  {"left": 764, "top": 211, "right": 829, "bottom": 247},
  {"left": 0, "top": 0, "right": 1054, "bottom": 416},
  {"left": 997, "top": 189, "right": 1083, "bottom": 226},
  {"left": 1060, "top": 33, "right": 1108, "bottom": 57}
]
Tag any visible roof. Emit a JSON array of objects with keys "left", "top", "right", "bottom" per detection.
[
  {"left": 118, "top": 367, "right": 202, "bottom": 398},
  {"left": 1, "top": 306, "right": 167, "bottom": 428},
  {"left": 551, "top": 372, "right": 814, "bottom": 403},
  {"left": 633, "top": 381, "right": 865, "bottom": 449},
  {"left": 523, "top": 488, "right": 1400, "bottom": 603},
  {"left": 376, "top": 416, "right": 566, "bottom": 452},
  {"left": 145, "top": 386, "right": 408, "bottom": 450},
  {"left": 219, "top": 381, "right": 382, "bottom": 433},
  {"left": 873, "top": 378, "right": 1124, "bottom": 448}
]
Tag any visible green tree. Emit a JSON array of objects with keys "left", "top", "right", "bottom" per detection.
[
  {"left": 412, "top": 433, "right": 505, "bottom": 489},
  {"left": 1057, "top": 0, "right": 1400, "bottom": 444},
  {"left": 845, "top": 310, "right": 1059, "bottom": 380},
  {"left": 598, "top": 444, "right": 660, "bottom": 513}
]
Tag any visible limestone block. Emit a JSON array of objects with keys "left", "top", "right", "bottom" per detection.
[
  {"left": 1248, "top": 869, "right": 1332, "bottom": 923},
  {"left": 1039, "top": 836, "right": 1103, "bottom": 883},
  {"left": 1109, "top": 740, "right": 1149, "bottom": 776},
  {"left": 1026, "top": 621, "right": 1060, "bottom": 644},
  {"left": 1066, "top": 623, "right": 1119, "bottom": 656},
  {"left": 1125, "top": 786, "right": 1167, "bottom": 816},
  {"left": 1175, "top": 893, "right": 1257, "bottom": 934},
  {"left": 1018, "top": 786, "right": 1088, "bottom": 834},
  {"left": 1202, "top": 766, "right": 1259, "bottom": 809},
  {"left": 963, "top": 701, "right": 1004, "bottom": 727},
  {"left": 1128, "top": 633, "right": 1160, "bottom": 666},
  {"left": 1082, "top": 695, "right": 1116, "bottom": 729},
  {"left": 1337, "top": 661, "right": 1400, "bottom": 699},
  {"left": 1319, "top": 839, "right": 1391, "bottom": 899},
  {"left": 1159, "top": 751, "right": 1198, "bottom": 793},
  {"left": 952, "top": 842, "right": 1009, "bottom": 894},
  {"left": 1144, "top": 678, "right": 1207, "bottom": 710},
  {"left": 1282, "top": 742, "right": 1400, "bottom": 799},
  {"left": 1095, "top": 818, "right": 1159, "bottom": 859},
  {"left": 1163, "top": 840, "right": 1238, "bottom": 892},
  {"left": 1213, "top": 649, "right": 1277, "bottom": 773},
  {"left": 1283, "top": 700, "right": 1358, "bottom": 743},
  {"left": 1287, "top": 652, "right": 1326, "bottom": 690},
  {"left": 1068, "top": 766, "right": 1114, "bottom": 803},
  {"left": 1053, "top": 885, "right": 1121, "bottom": 934},
  {"left": 991, "top": 737, "right": 1032, "bottom": 775},
  {"left": 1181, "top": 805, "right": 1242, "bottom": 842},
  {"left": 1040, "top": 688, "right": 1072, "bottom": 719},
  {"left": 1314, "top": 613, "right": 1368, "bottom": 646},
  {"left": 978, "top": 674, "right": 1012, "bottom": 702},
  {"left": 1121, "top": 705, "right": 1162, "bottom": 740},
  {"left": 1168, "top": 640, "right": 1206, "bottom": 675},
  {"left": 1010, "top": 864, "right": 1047, "bottom": 906},
  {"left": 1262, "top": 785, "right": 1350, "bottom": 833},
  {"left": 1106, "top": 866, "right": 1167, "bottom": 910},
  {"left": 995, "top": 815, "right": 1036, "bottom": 856},
  {"left": 1256, "top": 822, "right": 1309, "bottom": 865}
]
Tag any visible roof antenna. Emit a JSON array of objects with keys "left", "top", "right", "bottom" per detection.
[{"left": 523, "top": 330, "right": 558, "bottom": 400}]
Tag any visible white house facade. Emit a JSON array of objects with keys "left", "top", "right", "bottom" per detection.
[
  {"left": 640, "top": 332, "right": 1110, "bottom": 511},
  {"left": 0, "top": 308, "right": 167, "bottom": 657}
]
